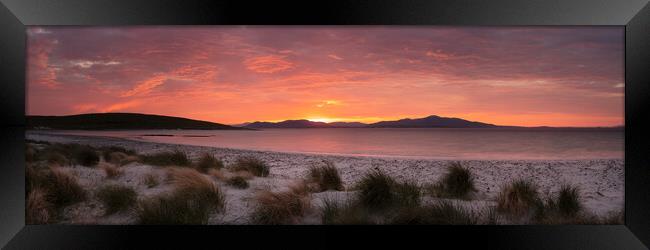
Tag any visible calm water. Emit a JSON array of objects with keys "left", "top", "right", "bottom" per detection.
[{"left": 45, "top": 128, "right": 624, "bottom": 160}]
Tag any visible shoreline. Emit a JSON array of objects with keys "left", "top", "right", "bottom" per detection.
[
  {"left": 27, "top": 130, "right": 623, "bottom": 162},
  {"left": 25, "top": 131, "right": 624, "bottom": 224}
]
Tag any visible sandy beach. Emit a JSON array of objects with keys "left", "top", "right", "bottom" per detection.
[{"left": 25, "top": 131, "right": 624, "bottom": 225}]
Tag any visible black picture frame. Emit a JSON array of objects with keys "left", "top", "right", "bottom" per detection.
[{"left": 1, "top": 0, "right": 649, "bottom": 249}]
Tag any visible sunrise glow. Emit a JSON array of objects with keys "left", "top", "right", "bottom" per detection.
[
  {"left": 26, "top": 27, "right": 624, "bottom": 127},
  {"left": 306, "top": 117, "right": 337, "bottom": 123}
]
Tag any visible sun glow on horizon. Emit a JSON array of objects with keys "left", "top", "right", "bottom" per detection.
[
  {"left": 302, "top": 115, "right": 399, "bottom": 124},
  {"left": 306, "top": 117, "right": 336, "bottom": 123}
]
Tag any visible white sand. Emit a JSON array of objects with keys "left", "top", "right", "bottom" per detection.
[{"left": 27, "top": 131, "right": 624, "bottom": 224}]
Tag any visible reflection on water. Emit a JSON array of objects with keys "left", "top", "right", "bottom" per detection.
[{"left": 44, "top": 128, "right": 624, "bottom": 160}]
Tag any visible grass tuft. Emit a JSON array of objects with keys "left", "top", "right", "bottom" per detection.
[
  {"left": 137, "top": 169, "right": 225, "bottom": 224},
  {"left": 393, "top": 180, "right": 421, "bottom": 207},
  {"left": 96, "top": 185, "right": 137, "bottom": 215},
  {"left": 140, "top": 151, "right": 190, "bottom": 166},
  {"left": 26, "top": 188, "right": 53, "bottom": 224},
  {"left": 429, "top": 162, "right": 475, "bottom": 198},
  {"left": 105, "top": 151, "right": 127, "bottom": 164},
  {"left": 320, "top": 198, "right": 374, "bottom": 225},
  {"left": 534, "top": 184, "right": 586, "bottom": 224},
  {"left": 231, "top": 157, "right": 270, "bottom": 177},
  {"left": 26, "top": 144, "right": 39, "bottom": 163},
  {"left": 101, "top": 146, "right": 136, "bottom": 164},
  {"left": 137, "top": 194, "right": 213, "bottom": 225},
  {"left": 39, "top": 167, "right": 86, "bottom": 206},
  {"left": 103, "top": 151, "right": 138, "bottom": 166},
  {"left": 27, "top": 166, "right": 86, "bottom": 217},
  {"left": 143, "top": 173, "right": 159, "bottom": 188},
  {"left": 46, "top": 167, "right": 87, "bottom": 206},
  {"left": 251, "top": 185, "right": 311, "bottom": 225},
  {"left": 26, "top": 165, "right": 38, "bottom": 195},
  {"left": 424, "top": 201, "right": 479, "bottom": 225},
  {"left": 73, "top": 146, "right": 100, "bottom": 167},
  {"left": 225, "top": 176, "right": 249, "bottom": 189},
  {"left": 46, "top": 152, "right": 69, "bottom": 167},
  {"left": 195, "top": 153, "right": 224, "bottom": 172},
  {"left": 557, "top": 184, "right": 582, "bottom": 217},
  {"left": 99, "top": 163, "right": 123, "bottom": 179},
  {"left": 307, "top": 161, "right": 344, "bottom": 192},
  {"left": 233, "top": 170, "right": 254, "bottom": 180},
  {"left": 496, "top": 179, "right": 541, "bottom": 216},
  {"left": 37, "top": 143, "right": 100, "bottom": 166},
  {"left": 356, "top": 169, "right": 396, "bottom": 210},
  {"left": 207, "top": 168, "right": 226, "bottom": 181},
  {"left": 390, "top": 201, "right": 478, "bottom": 225}
]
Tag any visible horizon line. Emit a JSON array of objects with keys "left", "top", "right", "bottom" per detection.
[{"left": 26, "top": 112, "right": 626, "bottom": 129}]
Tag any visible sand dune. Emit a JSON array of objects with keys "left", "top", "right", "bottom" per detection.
[{"left": 26, "top": 131, "right": 624, "bottom": 224}]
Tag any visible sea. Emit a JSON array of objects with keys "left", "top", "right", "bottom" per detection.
[{"left": 42, "top": 128, "right": 624, "bottom": 160}]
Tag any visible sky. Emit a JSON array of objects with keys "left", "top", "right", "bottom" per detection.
[{"left": 27, "top": 26, "right": 624, "bottom": 127}]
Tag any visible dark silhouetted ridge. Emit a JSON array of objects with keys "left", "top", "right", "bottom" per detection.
[{"left": 27, "top": 113, "right": 248, "bottom": 130}]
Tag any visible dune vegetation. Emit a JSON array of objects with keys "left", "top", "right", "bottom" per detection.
[
  {"left": 306, "top": 161, "right": 344, "bottom": 192},
  {"left": 427, "top": 162, "right": 476, "bottom": 199},
  {"left": 25, "top": 164, "right": 86, "bottom": 224},
  {"left": 231, "top": 156, "right": 270, "bottom": 177},
  {"left": 251, "top": 182, "right": 311, "bottom": 225},
  {"left": 137, "top": 168, "right": 225, "bottom": 224},
  {"left": 96, "top": 185, "right": 137, "bottom": 215},
  {"left": 140, "top": 150, "right": 191, "bottom": 166},
  {"left": 195, "top": 153, "right": 224, "bottom": 173},
  {"left": 24, "top": 140, "right": 623, "bottom": 225},
  {"left": 225, "top": 176, "right": 249, "bottom": 189}
]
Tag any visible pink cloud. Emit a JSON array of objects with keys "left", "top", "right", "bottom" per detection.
[
  {"left": 425, "top": 50, "right": 453, "bottom": 60},
  {"left": 243, "top": 55, "right": 294, "bottom": 73},
  {"left": 27, "top": 37, "right": 61, "bottom": 88},
  {"left": 101, "top": 100, "right": 142, "bottom": 112},
  {"left": 121, "top": 64, "right": 219, "bottom": 97},
  {"left": 121, "top": 74, "right": 167, "bottom": 97},
  {"left": 26, "top": 27, "right": 624, "bottom": 126},
  {"left": 73, "top": 103, "right": 98, "bottom": 113},
  {"left": 328, "top": 54, "right": 343, "bottom": 60}
]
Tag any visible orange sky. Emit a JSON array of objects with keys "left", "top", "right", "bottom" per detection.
[{"left": 27, "top": 27, "right": 624, "bottom": 127}]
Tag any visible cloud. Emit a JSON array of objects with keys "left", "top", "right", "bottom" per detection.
[
  {"left": 328, "top": 54, "right": 343, "bottom": 60},
  {"left": 425, "top": 50, "right": 453, "bottom": 60},
  {"left": 72, "top": 100, "right": 142, "bottom": 113},
  {"left": 316, "top": 100, "right": 341, "bottom": 108},
  {"left": 73, "top": 104, "right": 98, "bottom": 113},
  {"left": 27, "top": 36, "right": 61, "bottom": 88},
  {"left": 70, "top": 60, "right": 121, "bottom": 68},
  {"left": 264, "top": 70, "right": 376, "bottom": 90},
  {"left": 101, "top": 100, "right": 142, "bottom": 112},
  {"left": 26, "top": 27, "right": 624, "bottom": 126},
  {"left": 121, "top": 74, "right": 167, "bottom": 97},
  {"left": 243, "top": 55, "right": 294, "bottom": 73},
  {"left": 172, "top": 64, "right": 219, "bottom": 82},
  {"left": 120, "top": 64, "right": 219, "bottom": 97}
]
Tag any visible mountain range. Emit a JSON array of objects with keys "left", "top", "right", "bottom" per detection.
[
  {"left": 243, "top": 115, "right": 498, "bottom": 129},
  {"left": 26, "top": 113, "right": 623, "bottom": 130},
  {"left": 244, "top": 120, "right": 367, "bottom": 129}
]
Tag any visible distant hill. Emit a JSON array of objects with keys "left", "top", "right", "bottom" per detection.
[
  {"left": 328, "top": 122, "right": 368, "bottom": 128},
  {"left": 244, "top": 115, "right": 499, "bottom": 129},
  {"left": 235, "top": 115, "right": 624, "bottom": 130},
  {"left": 244, "top": 120, "right": 369, "bottom": 129},
  {"left": 366, "top": 115, "right": 498, "bottom": 128},
  {"left": 27, "top": 113, "right": 248, "bottom": 130}
]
